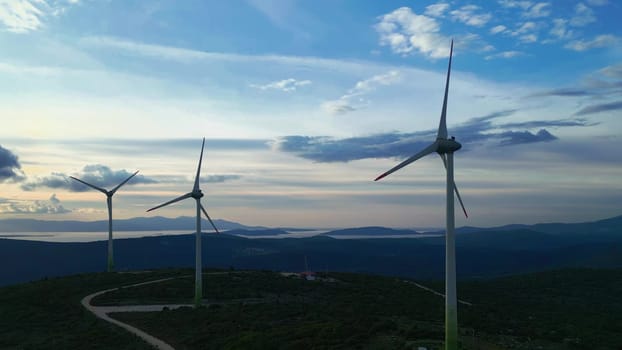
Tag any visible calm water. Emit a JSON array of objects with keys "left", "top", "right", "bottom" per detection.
[{"left": 0, "top": 230, "right": 441, "bottom": 242}]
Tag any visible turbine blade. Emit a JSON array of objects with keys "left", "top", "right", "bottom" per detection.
[
  {"left": 110, "top": 170, "right": 139, "bottom": 195},
  {"left": 69, "top": 176, "right": 108, "bottom": 194},
  {"left": 147, "top": 192, "right": 192, "bottom": 212},
  {"left": 200, "top": 204, "right": 220, "bottom": 234},
  {"left": 437, "top": 39, "right": 453, "bottom": 140},
  {"left": 193, "top": 138, "right": 206, "bottom": 192},
  {"left": 374, "top": 142, "right": 438, "bottom": 181},
  {"left": 439, "top": 154, "right": 468, "bottom": 218}
]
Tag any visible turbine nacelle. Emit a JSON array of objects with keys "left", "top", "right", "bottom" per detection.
[
  {"left": 191, "top": 189, "right": 204, "bottom": 199},
  {"left": 436, "top": 138, "right": 462, "bottom": 154}
]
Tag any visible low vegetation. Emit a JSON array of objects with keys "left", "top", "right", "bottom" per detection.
[{"left": 2, "top": 268, "right": 621, "bottom": 349}]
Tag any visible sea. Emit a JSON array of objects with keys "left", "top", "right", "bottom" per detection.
[{"left": 0, "top": 230, "right": 443, "bottom": 242}]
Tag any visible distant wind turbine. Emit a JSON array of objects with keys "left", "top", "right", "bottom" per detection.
[
  {"left": 374, "top": 40, "right": 467, "bottom": 350},
  {"left": 146, "top": 138, "right": 220, "bottom": 306},
  {"left": 70, "top": 170, "right": 139, "bottom": 272}
]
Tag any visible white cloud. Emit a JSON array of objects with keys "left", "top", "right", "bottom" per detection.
[
  {"left": 549, "top": 19, "right": 573, "bottom": 40},
  {"left": 523, "top": 2, "right": 551, "bottom": 18},
  {"left": 498, "top": 0, "right": 533, "bottom": 10},
  {"left": 520, "top": 34, "right": 538, "bottom": 43},
  {"left": 570, "top": 3, "right": 596, "bottom": 27},
  {"left": 490, "top": 25, "right": 508, "bottom": 35},
  {"left": 0, "top": 194, "right": 70, "bottom": 214},
  {"left": 564, "top": 35, "right": 619, "bottom": 51},
  {"left": 81, "top": 36, "right": 390, "bottom": 74},
  {"left": 250, "top": 78, "right": 311, "bottom": 92},
  {"left": 450, "top": 5, "right": 492, "bottom": 27},
  {"left": 424, "top": 3, "right": 450, "bottom": 17},
  {"left": 0, "top": 0, "right": 44, "bottom": 33},
  {"left": 375, "top": 7, "right": 450, "bottom": 59},
  {"left": 322, "top": 70, "right": 401, "bottom": 115},
  {"left": 485, "top": 51, "right": 524, "bottom": 60},
  {"left": 0, "top": 0, "right": 78, "bottom": 33}
]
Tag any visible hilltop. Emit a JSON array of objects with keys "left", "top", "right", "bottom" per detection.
[{"left": 1, "top": 268, "right": 620, "bottom": 349}]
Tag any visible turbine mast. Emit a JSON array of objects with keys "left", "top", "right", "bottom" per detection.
[
  {"left": 445, "top": 152, "right": 458, "bottom": 349},
  {"left": 106, "top": 196, "right": 114, "bottom": 272},
  {"left": 195, "top": 197, "right": 202, "bottom": 306}
]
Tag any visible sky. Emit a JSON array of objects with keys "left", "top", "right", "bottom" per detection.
[{"left": 0, "top": 0, "right": 620, "bottom": 228}]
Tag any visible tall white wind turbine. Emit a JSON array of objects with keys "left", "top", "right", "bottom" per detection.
[
  {"left": 70, "top": 170, "right": 139, "bottom": 272},
  {"left": 374, "top": 40, "right": 467, "bottom": 350},
  {"left": 146, "top": 138, "right": 220, "bottom": 306}
]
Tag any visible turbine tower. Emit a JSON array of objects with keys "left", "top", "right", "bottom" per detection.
[
  {"left": 147, "top": 138, "right": 220, "bottom": 306},
  {"left": 70, "top": 170, "right": 139, "bottom": 272},
  {"left": 374, "top": 40, "right": 468, "bottom": 350}
]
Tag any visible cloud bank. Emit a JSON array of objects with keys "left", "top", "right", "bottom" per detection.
[
  {"left": 21, "top": 164, "right": 156, "bottom": 192},
  {"left": 273, "top": 111, "right": 594, "bottom": 162},
  {"left": 0, "top": 145, "right": 24, "bottom": 182}
]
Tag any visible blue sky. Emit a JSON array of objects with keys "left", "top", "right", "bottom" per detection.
[{"left": 0, "top": 0, "right": 620, "bottom": 228}]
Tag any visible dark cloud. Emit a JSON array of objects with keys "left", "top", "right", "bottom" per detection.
[
  {"left": 21, "top": 164, "right": 156, "bottom": 192},
  {"left": 274, "top": 111, "right": 593, "bottom": 162},
  {"left": 0, "top": 145, "right": 24, "bottom": 182},
  {"left": 499, "top": 129, "right": 557, "bottom": 146},
  {"left": 527, "top": 88, "right": 593, "bottom": 98},
  {"left": 574, "top": 100, "right": 622, "bottom": 116},
  {"left": 0, "top": 194, "right": 70, "bottom": 214},
  {"left": 203, "top": 174, "right": 241, "bottom": 183}
]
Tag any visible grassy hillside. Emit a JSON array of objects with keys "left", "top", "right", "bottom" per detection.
[
  {"left": 2, "top": 268, "right": 621, "bottom": 349},
  {"left": 0, "top": 270, "right": 181, "bottom": 350}
]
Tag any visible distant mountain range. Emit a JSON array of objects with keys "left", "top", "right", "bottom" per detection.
[
  {"left": 0, "top": 216, "right": 265, "bottom": 232},
  {"left": 1, "top": 214, "right": 620, "bottom": 286}
]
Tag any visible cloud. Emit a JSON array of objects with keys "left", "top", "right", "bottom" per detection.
[
  {"left": 21, "top": 164, "right": 156, "bottom": 192},
  {"left": 0, "top": 145, "right": 24, "bottom": 182},
  {"left": 0, "top": 194, "right": 70, "bottom": 214},
  {"left": 0, "top": 0, "right": 78, "bottom": 33},
  {"left": 490, "top": 25, "right": 508, "bottom": 35},
  {"left": 424, "top": 3, "right": 450, "bottom": 17},
  {"left": 569, "top": 3, "right": 596, "bottom": 27},
  {"left": 322, "top": 70, "right": 401, "bottom": 115},
  {"left": 273, "top": 110, "right": 593, "bottom": 162},
  {"left": 375, "top": 7, "right": 450, "bottom": 58},
  {"left": 527, "top": 87, "right": 593, "bottom": 97},
  {"left": 485, "top": 51, "right": 524, "bottom": 60},
  {"left": 549, "top": 19, "right": 573, "bottom": 40},
  {"left": 450, "top": 5, "right": 492, "bottom": 27},
  {"left": 498, "top": 0, "right": 533, "bottom": 10},
  {"left": 575, "top": 101, "right": 622, "bottom": 116},
  {"left": 599, "top": 64, "right": 622, "bottom": 79},
  {"left": 250, "top": 78, "right": 311, "bottom": 92},
  {"left": 564, "top": 35, "right": 620, "bottom": 51},
  {"left": 202, "top": 174, "right": 241, "bottom": 183},
  {"left": 523, "top": 2, "right": 551, "bottom": 18}
]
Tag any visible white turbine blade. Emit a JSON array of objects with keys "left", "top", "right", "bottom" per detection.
[
  {"left": 200, "top": 204, "right": 220, "bottom": 234},
  {"left": 375, "top": 142, "right": 438, "bottom": 181},
  {"left": 193, "top": 138, "right": 206, "bottom": 192},
  {"left": 69, "top": 176, "right": 108, "bottom": 194},
  {"left": 439, "top": 154, "right": 468, "bottom": 218},
  {"left": 110, "top": 170, "right": 139, "bottom": 195},
  {"left": 437, "top": 39, "right": 453, "bottom": 140},
  {"left": 147, "top": 192, "right": 192, "bottom": 212}
]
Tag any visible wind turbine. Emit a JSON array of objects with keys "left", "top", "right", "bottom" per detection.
[
  {"left": 70, "top": 170, "right": 139, "bottom": 272},
  {"left": 146, "top": 138, "right": 220, "bottom": 306},
  {"left": 374, "top": 40, "right": 468, "bottom": 350}
]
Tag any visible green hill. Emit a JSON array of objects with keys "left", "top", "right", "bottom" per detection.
[{"left": 2, "top": 268, "right": 621, "bottom": 349}]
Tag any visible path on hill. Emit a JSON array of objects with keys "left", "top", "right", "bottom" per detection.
[
  {"left": 82, "top": 276, "right": 192, "bottom": 350},
  {"left": 403, "top": 280, "right": 472, "bottom": 306}
]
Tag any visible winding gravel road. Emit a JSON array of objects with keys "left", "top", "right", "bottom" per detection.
[{"left": 81, "top": 277, "right": 192, "bottom": 350}]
